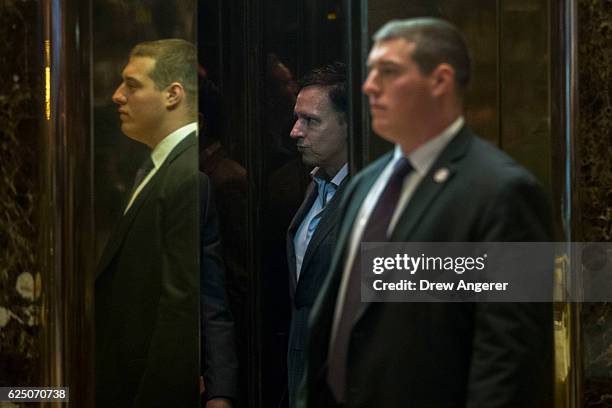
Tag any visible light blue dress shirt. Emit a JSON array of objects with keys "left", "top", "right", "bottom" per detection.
[{"left": 294, "top": 164, "right": 348, "bottom": 280}]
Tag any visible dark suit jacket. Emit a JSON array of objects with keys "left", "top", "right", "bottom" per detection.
[
  {"left": 96, "top": 134, "right": 236, "bottom": 407},
  {"left": 200, "top": 169, "right": 239, "bottom": 403},
  {"left": 298, "top": 126, "right": 554, "bottom": 408},
  {"left": 286, "top": 176, "right": 347, "bottom": 407}
]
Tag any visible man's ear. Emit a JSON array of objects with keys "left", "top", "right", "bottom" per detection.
[
  {"left": 430, "top": 63, "right": 455, "bottom": 98},
  {"left": 165, "top": 82, "right": 185, "bottom": 109}
]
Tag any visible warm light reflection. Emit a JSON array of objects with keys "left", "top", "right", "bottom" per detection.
[
  {"left": 44, "top": 40, "right": 51, "bottom": 120},
  {"left": 327, "top": 12, "right": 337, "bottom": 20}
]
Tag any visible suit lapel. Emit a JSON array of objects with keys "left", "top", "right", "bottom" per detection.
[
  {"left": 287, "top": 182, "right": 318, "bottom": 292},
  {"left": 297, "top": 178, "right": 348, "bottom": 278},
  {"left": 96, "top": 171, "right": 157, "bottom": 279},
  {"left": 334, "top": 157, "right": 392, "bottom": 260},
  {"left": 353, "top": 127, "right": 474, "bottom": 323},
  {"left": 311, "top": 154, "right": 393, "bottom": 322},
  {"left": 390, "top": 126, "right": 472, "bottom": 240},
  {"left": 96, "top": 134, "right": 196, "bottom": 279}
]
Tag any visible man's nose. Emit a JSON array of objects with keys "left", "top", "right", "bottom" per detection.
[
  {"left": 362, "top": 71, "right": 379, "bottom": 97},
  {"left": 289, "top": 120, "right": 303, "bottom": 139},
  {"left": 112, "top": 85, "right": 125, "bottom": 105}
]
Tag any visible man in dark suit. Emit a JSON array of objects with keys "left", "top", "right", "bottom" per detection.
[
  {"left": 286, "top": 63, "right": 349, "bottom": 407},
  {"left": 298, "top": 18, "right": 553, "bottom": 407},
  {"left": 95, "top": 39, "right": 235, "bottom": 408}
]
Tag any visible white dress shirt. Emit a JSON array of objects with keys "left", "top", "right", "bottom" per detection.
[
  {"left": 124, "top": 122, "right": 198, "bottom": 213},
  {"left": 294, "top": 164, "right": 349, "bottom": 280},
  {"left": 329, "top": 116, "right": 464, "bottom": 346}
]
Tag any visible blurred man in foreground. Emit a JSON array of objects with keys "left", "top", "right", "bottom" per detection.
[{"left": 299, "top": 18, "right": 553, "bottom": 408}]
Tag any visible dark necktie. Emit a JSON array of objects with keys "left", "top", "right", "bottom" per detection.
[
  {"left": 327, "top": 157, "right": 413, "bottom": 403},
  {"left": 129, "top": 155, "right": 155, "bottom": 198}
]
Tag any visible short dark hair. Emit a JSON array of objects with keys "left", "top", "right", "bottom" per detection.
[
  {"left": 130, "top": 39, "right": 197, "bottom": 113},
  {"left": 373, "top": 18, "right": 471, "bottom": 90},
  {"left": 299, "top": 62, "right": 347, "bottom": 117}
]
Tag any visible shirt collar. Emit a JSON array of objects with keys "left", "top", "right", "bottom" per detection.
[
  {"left": 150, "top": 122, "right": 198, "bottom": 168},
  {"left": 310, "top": 163, "right": 349, "bottom": 187},
  {"left": 393, "top": 116, "right": 464, "bottom": 175}
]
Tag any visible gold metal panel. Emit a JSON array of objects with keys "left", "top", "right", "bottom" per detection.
[
  {"left": 499, "top": 0, "right": 552, "bottom": 188},
  {"left": 365, "top": 0, "right": 500, "bottom": 162},
  {"left": 39, "top": 0, "right": 95, "bottom": 406},
  {"left": 439, "top": 0, "right": 500, "bottom": 145}
]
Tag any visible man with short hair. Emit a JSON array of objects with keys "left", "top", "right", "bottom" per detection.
[
  {"left": 286, "top": 62, "right": 349, "bottom": 407},
  {"left": 95, "top": 39, "right": 236, "bottom": 408},
  {"left": 299, "top": 18, "right": 553, "bottom": 407}
]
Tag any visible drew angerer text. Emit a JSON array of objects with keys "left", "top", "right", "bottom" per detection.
[{"left": 372, "top": 279, "right": 509, "bottom": 293}]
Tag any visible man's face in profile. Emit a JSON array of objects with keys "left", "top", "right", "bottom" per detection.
[
  {"left": 289, "top": 86, "right": 347, "bottom": 173},
  {"left": 112, "top": 56, "right": 167, "bottom": 143},
  {"left": 363, "top": 38, "right": 434, "bottom": 144}
]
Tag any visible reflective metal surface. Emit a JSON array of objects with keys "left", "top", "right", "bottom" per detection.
[
  {"left": 552, "top": 1, "right": 581, "bottom": 407},
  {"left": 258, "top": 2, "right": 347, "bottom": 405},
  {"left": 93, "top": 0, "right": 197, "bottom": 256},
  {"left": 12, "top": 0, "right": 601, "bottom": 406},
  {"left": 40, "top": 0, "right": 95, "bottom": 406},
  {"left": 345, "top": 0, "right": 369, "bottom": 173},
  {"left": 499, "top": 0, "right": 552, "bottom": 187},
  {"left": 202, "top": 1, "right": 348, "bottom": 405},
  {"left": 92, "top": 2, "right": 199, "bottom": 407}
]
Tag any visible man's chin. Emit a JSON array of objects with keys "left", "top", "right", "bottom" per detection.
[
  {"left": 371, "top": 120, "right": 388, "bottom": 136},
  {"left": 299, "top": 155, "right": 316, "bottom": 168},
  {"left": 372, "top": 122, "right": 399, "bottom": 143},
  {"left": 121, "top": 125, "right": 143, "bottom": 142},
  {"left": 121, "top": 126, "right": 134, "bottom": 138}
]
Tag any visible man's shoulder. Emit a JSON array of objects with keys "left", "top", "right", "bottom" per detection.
[
  {"left": 155, "top": 140, "right": 199, "bottom": 196},
  {"left": 161, "top": 138, "right": 198, "bottom": 173},
  {"left": 464, "top": 132, "right": 541, "bottom": 188},
  {"left": 351, "top": 151, "right": 394, "bottom": 185}
]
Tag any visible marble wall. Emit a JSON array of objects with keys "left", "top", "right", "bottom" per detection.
[
  {"left": 578, "top": 0, "right": 612, "bottom": 405},
  {"left": 0, "top": 0, "right": 41, "bottom": 388}
]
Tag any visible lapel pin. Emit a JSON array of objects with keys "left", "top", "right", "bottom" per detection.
[{"left": 433, "top": 167, "right": 450, "bottom": 183}]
